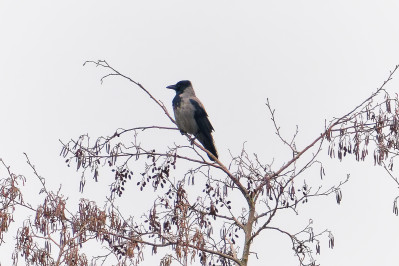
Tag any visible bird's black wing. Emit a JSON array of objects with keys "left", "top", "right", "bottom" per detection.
[
  {"left": 189, "top": 99, "right": 214, "bottom": 136},
  {"left": 190, "top": 99, "right": 218, "bottom": 159}
]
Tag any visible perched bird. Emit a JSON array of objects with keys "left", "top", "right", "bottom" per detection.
[{"left": 167, "top": 80, "right": 218, "bottom": 161}]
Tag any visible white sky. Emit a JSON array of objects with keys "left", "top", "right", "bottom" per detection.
[{"left": 1, "top": 1, "right": 399, "bottom": 265}]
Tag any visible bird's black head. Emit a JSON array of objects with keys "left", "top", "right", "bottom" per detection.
[{"left": 166, "top": 80, "right": 192, "bottom": 93}]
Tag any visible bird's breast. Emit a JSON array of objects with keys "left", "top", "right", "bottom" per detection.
[{"left": 173, "top": 99, "right": 199, "bottom": 134}]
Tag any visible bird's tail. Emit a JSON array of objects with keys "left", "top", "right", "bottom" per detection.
[{"left": 196, "top": 132, "right": 218, "bottom": 161}]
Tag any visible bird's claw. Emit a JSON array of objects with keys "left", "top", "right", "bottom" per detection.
[{"left": 189, "top": 136, "right": 196, "bottom": 145}]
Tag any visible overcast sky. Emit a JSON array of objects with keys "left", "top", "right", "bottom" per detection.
[{"left": 1, "top": 1, "right": 399, "bottom": 265}]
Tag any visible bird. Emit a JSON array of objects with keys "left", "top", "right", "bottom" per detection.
[{"left": 167, "top": 80, "right": 218, "bottom": 161}]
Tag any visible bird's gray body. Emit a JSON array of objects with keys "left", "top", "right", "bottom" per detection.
[
  {"left": 173, "top": 87, "right": 200, "bottom": 134},
  {"left": 167, "top": 80, "right": 218, "bottom": 160}
]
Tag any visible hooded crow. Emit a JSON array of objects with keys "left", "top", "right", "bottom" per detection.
[{"left": 167, "top": 80, "right": 218, "bottom": 160}]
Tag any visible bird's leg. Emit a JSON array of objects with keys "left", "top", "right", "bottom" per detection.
[
  {"left": 182, "top": 131, "right": 196, "bottom": 145},
  {"left": 189, "top": 135, "right": 197, "bottom": 145}
]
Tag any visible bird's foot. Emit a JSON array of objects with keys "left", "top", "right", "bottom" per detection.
[{"left": 189, "top": 135, "right": 196, "bottom": 145}]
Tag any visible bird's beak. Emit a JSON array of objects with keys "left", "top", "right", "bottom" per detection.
[{"left": 166, "top": 85, "right": 176, "bottom": 90}]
